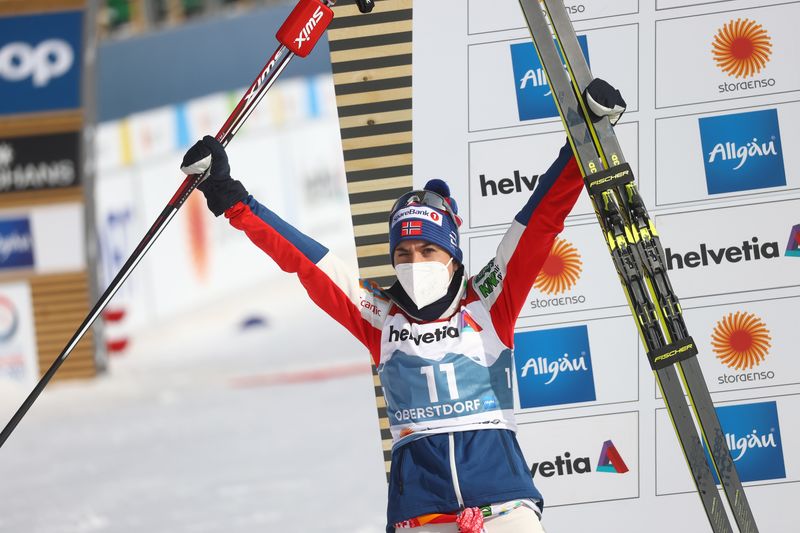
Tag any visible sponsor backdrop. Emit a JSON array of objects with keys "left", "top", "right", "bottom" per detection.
[{"left": 415, "top": 1, "right": 799, "bottom": 531}]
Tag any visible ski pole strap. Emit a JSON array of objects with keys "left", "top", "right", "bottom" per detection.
[
  {"left": 647, "top": 337, "right": 699, "bottom": 370},
  {"left": 584, "top": 163, "right": 634, "bottom": 195}
]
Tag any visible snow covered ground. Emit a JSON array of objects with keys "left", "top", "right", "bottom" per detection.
[{"left": 0, "top": 278, "right": 389, "bottom": 533}]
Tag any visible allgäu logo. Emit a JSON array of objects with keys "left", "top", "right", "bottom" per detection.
[
  {"left": 510, "top": 36, "right": 590, "bottom": 121},
  {"left": 698, "top": 108, "right": 786, "bottom": 195},
  {"left": 708, "top": 400, "right": 785, "bottom": 483},
  {"left": 0, "top": 218, "right": 34, "bottom": 270},
  {"left": 513, "top": 324, "right": 596, "bottom": 409}
]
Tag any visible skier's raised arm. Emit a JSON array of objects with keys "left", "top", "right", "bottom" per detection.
[
  {"left": 474, "top": 79, "right": 627, "bottom": 346},
  {"left": 180, "top": 137, "right": 383, "bottom": 361}
]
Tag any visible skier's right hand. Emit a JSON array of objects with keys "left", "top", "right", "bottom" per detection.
[{"left": 181, "top": 135, "right": 248, "bottom": 217}]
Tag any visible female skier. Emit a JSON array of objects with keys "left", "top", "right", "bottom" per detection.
[{"left": 179, "top": 79, "right": 625, "bottom": 532}]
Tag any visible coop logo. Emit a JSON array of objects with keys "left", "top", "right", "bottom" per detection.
[
  {"left": 510, "top": 36, "right": 590, "bottom": 121},
  {"left": 530, "top": 439, "right": 628, "bottom": 478},
  {"left": 698, "top": 109, "right": 786, "bottom": 195},
  {"left": 0, "top": 218, "right": 34, "bottom": 270},
  {"left": 665, "top": 237, "right": 780, "bottom": 270},
  {"left": 787, "top": 224, "right": 800, "bottom": 257},
  {"left": 710, "top": 401, "right": 785, "bottom": 483},
  {"left": 712, "top": 18, "right": 776, "bottom": 94},
  {"left": 712, "top": 311, "right": 775, "bottom": 387},
  {"left": 514, "top": 324, "right": 596, "bottom": 409},
  {"left": 0, "top": 11, "right": 83, "bottom": 114},
  {"left": 0, "top": 39, "right": 73, "bottom": 87}
]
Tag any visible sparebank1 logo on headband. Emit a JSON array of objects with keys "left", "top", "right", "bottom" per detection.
[
  {"left": 510, "top": 36, "right": 590, "bottom": 121},
  {"left": 698, "top": 109, "right": 785, "bottom": 195},
  {"left": 708, "top": 401, "right": 786, "bottom": 484},
  {"left": 513, "top": 324, "right": 596, "bottom": 409}
]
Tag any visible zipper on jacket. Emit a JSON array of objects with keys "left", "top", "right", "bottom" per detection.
[
  {"left": 397, "top": 448, "right": 405, "bottom": 495},
  {"left": 448, "top": 432, "right": 465, "bottom": 508}
]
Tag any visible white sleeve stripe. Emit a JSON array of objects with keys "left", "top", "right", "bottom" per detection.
[{"left": 316, "top": 252, "right": 363, "bottom": 308}]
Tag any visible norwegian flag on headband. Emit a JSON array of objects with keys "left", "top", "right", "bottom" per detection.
[{"left": 401, "top": 220, "right": 422, "bottom": 236}]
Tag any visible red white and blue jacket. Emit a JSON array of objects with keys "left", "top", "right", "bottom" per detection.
[{"left": 223, "top": 142, "right": 583, "bottom": 527}]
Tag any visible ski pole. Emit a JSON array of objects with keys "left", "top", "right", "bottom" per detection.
[{"left": 0, "top": 0, "right": 338, "bottom": 449}]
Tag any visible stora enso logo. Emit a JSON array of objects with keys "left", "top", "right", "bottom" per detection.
[
  {"left": 510, "top": 36, "right": 590, "bottom": 121},
  {"left": 513, "top": 324, "right": 596, "bottom": 409},
  {"left": 698, "top": 108, "right": 786, "bottom": 195}
]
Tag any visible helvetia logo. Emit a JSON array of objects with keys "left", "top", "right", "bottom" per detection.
[
  {"left": 698, "top": 109, "right": 786, "bottom": 195},
  {"left": 665, "top": 237, "right": 780, "bottom": 270},
  {"left": 534, "top": 238, "right": 583, "bottom": 294},
  {"left": 530, "top": 440, "right": 628, "bottom": 478},
  {"left": 711, "top": 311, "right": 771, "bottom": 370},
  {"left": 786, "top": 224, "right": 800, "bottom": 257},
  {"left": 596, "top": 440, "right": 629, "bottom": 473},
  {"left": 712, "top": 18, "right": 772, "bottom": 78},
  {"left": 388, "top": 324, "right": 460, "bottom": 345}
]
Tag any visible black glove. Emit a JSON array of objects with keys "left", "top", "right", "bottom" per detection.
[
  {"left": 180, "top": 135, "right": 248, "bottom": 217},
  {"left": 583, "top": 78, "right": 626, "bottom": 125}
]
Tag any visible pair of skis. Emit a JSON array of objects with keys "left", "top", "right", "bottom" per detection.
[{"left": 518, "top": 1, "right": 758, "bottom": 532}]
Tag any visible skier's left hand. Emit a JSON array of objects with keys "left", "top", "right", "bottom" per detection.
[
  {"left": 583, "top": 78, "right": 626, "bottom": 125},
  {"left": 180, "top": 135, "right": 248, "bottom": 217}
]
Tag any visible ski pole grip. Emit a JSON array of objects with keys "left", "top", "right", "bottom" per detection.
[{"left": 276, "top": 0, "right": 334, "bottom": 57}]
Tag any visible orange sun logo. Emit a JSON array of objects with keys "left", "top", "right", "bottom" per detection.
[
  {"left": 711, "top": 311, "right": 772, "bottom": 370},
  {"left": 711, "top": 18, "right": 772, "bottom": 78},
  {"left": 534, "top": 238, "right": 582, "bottom": 295}
]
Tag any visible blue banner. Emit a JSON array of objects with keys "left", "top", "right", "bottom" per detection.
[
  {"left": 0, "top": 10, "right": 83, "bottom": 115},
  {"left": 0, "top": 218, "right": 35, "bottom": 270}
]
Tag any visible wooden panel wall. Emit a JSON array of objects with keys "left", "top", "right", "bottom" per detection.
[
  {"left": 0, "top": 2, "right": 97, "bottom": 381},
  {"left": 30, "top": 272, "right": 96, "bottom": 380},
  {"left": 328, "top": 0, "right": 413, "bottom": 478}
]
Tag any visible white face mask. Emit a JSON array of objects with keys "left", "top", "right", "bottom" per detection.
[{"left": 395, "top": 258, "right": 454, "bottom": 308}]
